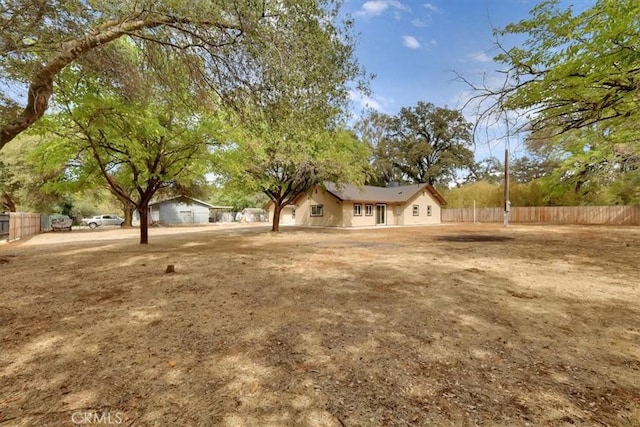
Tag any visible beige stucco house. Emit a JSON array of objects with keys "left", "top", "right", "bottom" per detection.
[{"left": 269, "top": 183, "right": 447, "bottom": 227}]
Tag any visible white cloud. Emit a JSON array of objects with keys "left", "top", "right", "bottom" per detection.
[
  {"left": 360, "top": 1, "right": 388, "bottom": 16},
  {"left": 402, "top": 35, "right": 421, "bottom": 49},
  {"left": 350, "top": 90, "right": 384, "bottom": 111},
  {"left": 408, "top": 3, "right": 439, "bottom": 28},
  {"left": 349, "top": 91, "right": 395, "bottom": 113},
  {"left": 469, "top": 51, "right": 493, "bottom": 63},
  {"left": 356, "top": 0, "right": 409, "bottom": 17},
  {"left": 411, "top": 18, "right": 427, "bottom": 27},
  {"left": 423, "top": 2, "right": 439, "bottom": 12}
]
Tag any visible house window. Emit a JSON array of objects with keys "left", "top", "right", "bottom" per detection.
[
  {"left": 365, "top": 204, "right": 373, "bottom": 216},
  {"left": 291, "top": 209, "right": 296, "bottom": 219},
  {"left": 311, "top": 205, "right": 324, "bottom": 217},
  {"left": 354, "top": 204, "right": 362, "bottom": 216},
  {"left": 427, "top": 205, "right": 432, "bottom": 216},
  {"left": 412, "top": 205, "right": 419, "bottom": 216}
]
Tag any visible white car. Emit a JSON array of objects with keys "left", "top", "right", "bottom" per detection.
[{"left": 81, "top": 214, "right": 125, "bottom": 229}]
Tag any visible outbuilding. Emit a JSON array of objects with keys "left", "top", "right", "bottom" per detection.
[{"left": 144, "top": 196, "right": 214, "bottom": 225}]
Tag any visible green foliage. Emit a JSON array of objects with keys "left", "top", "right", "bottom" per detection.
[
  {"left": 495, "top": 0, "right": 640, "bottom": 136},
  {"left": 216, "top": 125, "right": 371, "bottom": 205},
  {"left": 510, "top": 155, "right": 557, "bottom": 184},
  {"left": 32, "top": 40, "right": 223, "bottom": 242},
  {"left": 0, "top": 135, "right": 67, "bottom": 212},
  {"left": 214, "top": 77, "right": 371, "bottom": 233},
  {"left": 357, "top": 102, "right": 474, "bottom": 186},
  {"left": 525, "top": 126, "right": 640, "bottom": 205},
  {"left": 441, "top": 181, "right": 503, "bottom": 209},
  {"left": 466, "top": 157, "right": 503, "bottom": 184},
  {"left": 464, "top": 0, "right": 640, "bottom": 207},
  {"left": 443, "top": 179, "right": 546, "bottom": 209},
  {"left": 211, "top": 0, "right": 366, "bottom": 231},
  {"left": 209, "top": 185, "right": 267, "bottom": 211},
  {"left": 1, "top": 0, "right": 363, "bottom": 147},
  {"left": 509, "top": 181, "right": 546, "bottom": 207},
  {"left": 66, "top": 193, "right": 122, "bottom": 223},
  {"left": 216, "top": 109, "right": 372, "bottom": 231}
]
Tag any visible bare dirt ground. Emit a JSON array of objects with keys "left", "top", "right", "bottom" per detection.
[{"left": 0, "top": 223, "right": 639, "bottom": 426}]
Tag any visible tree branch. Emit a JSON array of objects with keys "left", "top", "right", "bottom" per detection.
[{"left": 0, "top": 14, "right": 242, "bottom": 149}]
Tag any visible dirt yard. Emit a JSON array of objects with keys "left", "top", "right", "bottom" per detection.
[{"left": 0, "top": 223, "right": 639, "bottom": 426}]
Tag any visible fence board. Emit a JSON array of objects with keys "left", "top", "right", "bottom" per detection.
[
  {"left": 41, "top": 214, "right": 52, "bottom": 232},
  {"left": 442, "top": 206, "right": 640, "bottom": 226},
  {"left": 8, "top": 213, "right": 42, "bottom": 241},
  {"left": 0, "top": 214, "right": 8, "bottom": 239}
]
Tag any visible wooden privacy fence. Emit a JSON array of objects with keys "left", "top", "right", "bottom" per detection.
[
  {"left": 5, "top": 213, "right": 43, "bottom": 241},
  {"left": 442, "top": 205, "right": 640, "bottom": 226},
  {"left": 0, "top": 214, "right": 8, "bottom": 240}
]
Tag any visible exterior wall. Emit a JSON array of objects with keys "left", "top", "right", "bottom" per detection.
[
  {"left": 341, "top": 202, "right": 377, "bottom": 227},
  {"left": 387, "top": 204, "right": 399, "bottom": 226},
  {"left": 268, "top": 186, "right": 444, "bottom": 228},
  {"left": 279, "top": 206, "right": 295, "bottom": 225},
  {"left": 399, "top": 190, "right": 442, "bottom": 225},
  {"left": 268, "top": 205, "right": 295, "bottom": 224},
  {"left": 339, "top": 202, "right": 402, "bottom": 226},
  {"left": 295, "top": 188, "right": 343, "bottom": 227},
  {"left": 151, "top": 206, "right": 160, "bottom": 223},
  {"left": 158, "top": 202, "right": 210, "bottom": 224}
]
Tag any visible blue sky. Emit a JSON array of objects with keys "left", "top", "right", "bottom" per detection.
[{"left": 343, "top": 0, "right": 591, "bottom": 159}]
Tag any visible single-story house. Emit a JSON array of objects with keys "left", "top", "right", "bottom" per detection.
[
  {"left": 134, "top": 196, "right": 221, "bottom": 225},
  {"left": 269, "top": 182, "right": 447, "bottom": 227}
]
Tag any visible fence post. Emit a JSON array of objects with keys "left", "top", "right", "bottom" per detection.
[{"left": 473, "top": 200, "right": 476, "bottom": 224}]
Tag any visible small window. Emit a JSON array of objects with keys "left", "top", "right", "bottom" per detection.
[
  {"left": 412, "top": 205, "right": 419, "bottom": 216},
  {"left": 427, "top": 205, "right": 432, "bottom": 216},
  {"left": 291, "top": 209, "right": 296, "bottom": 219},
  {"left": 311, "top": 205, "right": 324, "bottom": 217},
  {"left": 365, "top": 204, "right": 373, "bottom": 216},
  {"left": 354, "top": 204, "right": 362, "bottom": 216}
]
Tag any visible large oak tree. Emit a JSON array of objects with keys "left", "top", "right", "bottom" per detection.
[
  {"left": 358, "top": 102, "right": 474, "bottom": 186},
  {"left": 213, "top": 0, "right": 369, "bottom": 232},
  {"left": 0, "top": 0, "right": 354, "bottom": 149}
]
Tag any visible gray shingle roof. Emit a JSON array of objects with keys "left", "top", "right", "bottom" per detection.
[{"left": 324, "top": 183, "right": 446, "bottom": 205}]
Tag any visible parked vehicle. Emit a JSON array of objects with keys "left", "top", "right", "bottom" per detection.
[
  {"left": 50, "top": 214, "right": 73, "bottom": 231},
  {"left": 81, "top": 214, "right": 125, "bottom": 229}
]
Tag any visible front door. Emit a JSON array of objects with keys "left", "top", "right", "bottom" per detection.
[{"left": 376, "top": 204, "right": 386, "bottom": 225}]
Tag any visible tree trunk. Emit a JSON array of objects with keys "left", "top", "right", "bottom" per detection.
[
  {"left": 271, "top": 202, "right": 282, "bottom": 232},
  {"left": 139, "top": 202, "right": 150, "bottom": 244},
  {"left": 1, "top": 193, "right": 16, "bottom": 212},
  {"left": 123, "top": 203, "right": 134, "bottom": 227}
]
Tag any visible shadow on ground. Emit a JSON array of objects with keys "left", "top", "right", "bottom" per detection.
[{"left": 1, "top": 224, "right": 639, "bottom": 426}]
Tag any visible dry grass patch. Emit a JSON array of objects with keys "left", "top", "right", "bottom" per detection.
[{"left": 0, "top": 223, "right": 639, "bottom": 426}]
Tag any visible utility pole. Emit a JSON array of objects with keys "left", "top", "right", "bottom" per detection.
[{"left": 504, "top": 147, "right": 510, "bottom": 227}]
